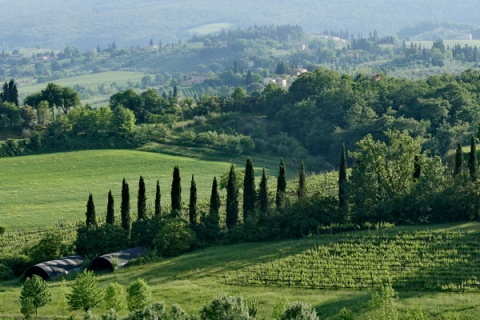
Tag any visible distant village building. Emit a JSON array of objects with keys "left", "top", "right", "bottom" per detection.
[
  {"left": 263, "top": 77, "right": 288, "bottom": 88},
  {"left": 183, "top": 74, "right": 211, "bottom": 85}
]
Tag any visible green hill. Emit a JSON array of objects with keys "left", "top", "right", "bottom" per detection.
[
  {"left": 0, "top": 0, "right": 479, "bottom": 49},
  {"left": 1, "top": 223, "right": 480, "bottom": 319},
  {"left": 0, "top": 149, "right": 235, "bottom": 229}
]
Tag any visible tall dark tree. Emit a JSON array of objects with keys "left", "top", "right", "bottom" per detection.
[
  {"left": 339, "top": 143, "right": 348, "bottom": 210},
  {"left": 106, "top": 190, "right": 115, "bottom": 224},
  {"left": 469, "top": 136, "right": 477, "bottom": 181},
  {"left": 259, "top": 168, "right": 269, "bottom": 215},
  {"left": 209, "top": 177, "right": 221, "bottom": 217},
  {"left": 155, "top": 180, "right": 161, "bottom": 216},
  {"left": 171, "top": 166, "right": 182, "bottom": 212},
  {"left": 276, "top": 158, "right": 287, "bottom": 208},
  {"left": 1, "top": 79, "right": 18, "bottom": 106},
  {"left": 189, "top": 175, "right": 197, "bottom": 225},
  {"left": 121, "top": 178, "right": 131, "bottom": 233},
  {"left": 137, "top": 176, "right": 147, "bottom": 220},
  {"left": 243, "top": 158, "right": 256, "bottom": 221},
  {"left": 85, "top": 193, "right": 96, "bottom": 228},
  {"left": 454, "top": 143, "right": 463, "bottom": 176},
  {"left": 226, "top": 165, "right": 239, "bottom": 230},
  {"left": 297, "top": 161, "right": 306, "bottom": 199}
]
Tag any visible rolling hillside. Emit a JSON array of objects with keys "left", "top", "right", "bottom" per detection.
[{"left": 0, "top": 0, "right": 479, "bottom": 49}]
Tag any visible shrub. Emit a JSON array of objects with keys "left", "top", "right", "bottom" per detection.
[
  {"left": 104, "top": 282, "right": 126, "bottom": 311},
  {"left": 28, "top": 232, "right": 71, "bottom": 264},
  {"left": 200, "top": 295, "right": 255, "bottom": 320},
  {"left": 154, "top": 218, "right": 197, "bottom": 257},
  {"left": 131, "top": 216, "right": 163, "bottom": 248},
  {"left": 124, "top": 302, "right": 167, "bottom": 320},
  {"left": 127, "top": 279, "right": 152, "bottom": 312},
  {"left": 0, "top": 263, "right": 13, "bottom": 280},
  {"left": 280, "top": 301, "right": 319, "bottom": 320},
  {"left": 75, "top": 224, "right": 129, "bottom": 257}
]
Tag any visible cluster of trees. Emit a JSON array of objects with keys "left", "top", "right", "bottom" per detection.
[{"left": 20, "top": 271, "right": 322, "bottom": 319}]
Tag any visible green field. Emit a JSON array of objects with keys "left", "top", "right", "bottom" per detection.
[
  {"left": 1, "top": 223, "right": 480, "bottom": 319},
  {"left": 186, "top": 23, "right": 233, "bottom": 36},
  {"left": 0, "top": 149, "right": 237, "bottom": 229},
  {"left": 16, "top": 71, "right": 150, "bottom": 105}
]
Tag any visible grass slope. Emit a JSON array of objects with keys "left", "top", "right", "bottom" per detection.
[
  {"left": 0, "top": 149, "right": 235, "bottom": 229},
  {"left": 1, "top": 223, "right": 480, "bottom": 319}
]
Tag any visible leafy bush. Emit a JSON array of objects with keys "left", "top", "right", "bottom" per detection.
[
  {"left": 124, "top": 302, "right": 167, "bottom": 320},
  {"left": 131, "top": 216, "right": 163, "bottom": 248},
  {"left": 0, "top": 263, "right": 13, "bottom": 281},
  {"left": 200, "top": 295, "right": 255, "bottom": 320},
  {"left": 104, "top": 282, "right": 126, "bottom": 311},
  {"left": 75, "top": 224, "right": 129, "bottom": 257},
  {"left": 127, "top": 279, "right": 152, "bottom": 312},
  {"left": 28, "top": 232, "right": 72, "bottom": 264},
  {"left": 280, "top": 301, "right": 319, "bottom": 320},
  {"left": 154, "top": 218, "right": 197, "bottom": 257},
  {"left": 1, "top": 254, "right": 31, "bottom": 277}
]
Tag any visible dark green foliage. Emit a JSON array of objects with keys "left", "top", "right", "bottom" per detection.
[
  {"left": 155, "top": 180, "right": 161, "bottom": 216},
  {"left": 28, "top": 232, "right": 71, "bottom": 265},
  {"left": 171, "top": 166, "right": 182, "bottom": 212},
  {"left": 131, "top": 216, "right": 163, "bottom": 248},
  {"left": 454, "top": 143, "right": 463, "bottom": 176},
  {"left": 1, "top": 79, "right": 19, "bottom": 106},
  {"left": 469, "top": 136, "right": 477, "bottom": 181},
  {"left": 276, "top": 158, "right": 287, "bottom": 208},
  {"left": 226, "top": 165, "right": 239, "bottom": 230},
  {"left": 127, "top": 278, "right": 152, "bottom": 312},
  {"left": 243, "top": 158, "right": 256, "bottom": 220},
  {"left": 297, "top": 161, "right": 306, "bottom": 199},
  {"left": 124, "top": 302, "right": 167, "bottom": 320},
  {"left": 154, "top": 218, "right": 197, "bottom": 257},
  {"left": 413, "top": 155, "right": 421, "bottom": 180},
  {"left": 20, "top": 274, "right": 51, "bottom": 319},
  {"left": 75, "top": 224, "right": 129, "bottom": 257},
  {"left": 121, "top": 178, "right": 131, "bottom": 233},
  {"left": 106, "top": 190, "right": 115, "bottom": 224},
  {"left": 189, "top": 175, "right": 197, "bottom": 225},
  {"left": 280, "top": 195, "right": 340, "bottom": 238},
  {"left": 209, "top": 177, "right": 221, "bottom": 217},
  {"left": 85, "top": 193, "right": 97, "bottom": 228},
  {"left": 339, "top": 143, "right": 348, "bottom": 210},
  {"left": 137, "top": 176, "right": 147, "bottom": 220},
  {"left": 258, "top": 169, "right": 268, "bottom": 215}
]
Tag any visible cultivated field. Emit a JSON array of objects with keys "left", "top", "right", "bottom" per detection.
[{"left": 1, "top": 223, "right": 480, "bottom": 319}]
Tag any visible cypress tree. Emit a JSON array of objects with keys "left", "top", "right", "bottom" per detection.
[
  {"left": 171, "top": 166, "right": 182, "bottom": 212},
  {"left": 243, "top": 157, "right": 256, "bottom": 221},
  {"left": 189, "top": 175, "right": 197, "bottom": 225},
  {"left": 226, "top": 165, "right": 239, "bottom": 230},
  {"left": 259, "top": 168, "right": 268, "bottom": 215},
  {"left": 297, "top": 161, "right": 306, "bottom": 199},
  {"left": 339, "top": 143, "right": 348, "bottom": 210},
  {"left": 209, "top": 177, "right": 221, "bottom": 217},
  {"left": 276, "top": 158, "right": 287, "bottom": 208},
  {"left": 106, "top": 190, "right": 115, "bottom": 224},
  {"left": 137, "top": 176, "right": 147, "bottom": 220},
  {"left": 454, "top": 143, "right": 463, "bottom": 176},
  {"left": 85, "top": 193, "right": 96, "bottom": 228},
  {"left": 121, "top": 178, "right": 131, "bottom": 232},
  {"left": 154, "top": 180, "right": 161, "bottom": 216},
  {"left": 469, "top": 136, "right": 477, "bottom": 181}
]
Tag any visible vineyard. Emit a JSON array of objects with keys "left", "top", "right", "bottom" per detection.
[{"left": 226, "top": 230, "right": 480, "bottom": 292}]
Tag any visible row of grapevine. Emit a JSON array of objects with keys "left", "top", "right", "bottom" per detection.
[{"left": 225, "top": 230, "right": 480, "bottom": 291}]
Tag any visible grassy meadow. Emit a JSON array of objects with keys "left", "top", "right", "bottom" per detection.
[
  {"left": 1, "top": 223, "right": 480, "bottom": 319},
  {"left": 0, "top": 149, "right": 236, "bottom": 229}
]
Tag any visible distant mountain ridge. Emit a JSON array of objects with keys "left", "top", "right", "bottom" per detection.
[{"left": 0, "top": 0, "right": 479, "bottom": 50}]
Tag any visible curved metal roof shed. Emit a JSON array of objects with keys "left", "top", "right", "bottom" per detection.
[
  {"left": 24, "top": 255, "right": 85, "bottom": 280},
  {"left": 89, "top": 247, "right": 147, "bottom": 272}
]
